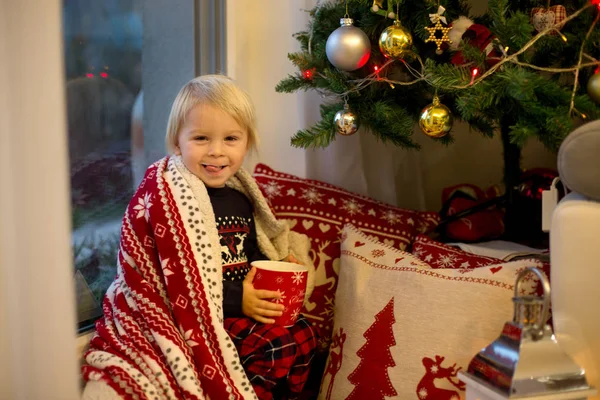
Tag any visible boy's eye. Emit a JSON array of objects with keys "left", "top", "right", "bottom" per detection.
[
  {"left": 193, "top": 136, "right": 208, "bottom": 141},
  {"left": 225, "top": 136, "right": 239, "bottom": 141}
]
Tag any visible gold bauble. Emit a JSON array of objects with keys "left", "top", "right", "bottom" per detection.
[
  {"left": 378, "top": 20, "right": 413, "bottom": 60},
  {"left": 587, "top": 73, "right": 600, "bottom": 104},
  {"left": 419, "top": 96, "right": 453, "bottom": 138},
  {"left": 334, "top": 104, "right": 360, "bottom": 136}
]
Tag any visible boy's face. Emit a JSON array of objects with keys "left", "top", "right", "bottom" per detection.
[{"left": 176, "top": 103, "right": 249, "bottom": 188}]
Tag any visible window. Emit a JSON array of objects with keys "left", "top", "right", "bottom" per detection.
[{"left": 63, "top": 0, "right": 143, "bottom": 330}]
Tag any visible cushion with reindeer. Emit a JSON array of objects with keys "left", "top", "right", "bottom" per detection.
[
  {"left": 318, "top": 224, "right": 542, "bottom": 400},
  {"left": 253, "top": 163, "right": 439, "bottom": 351}
]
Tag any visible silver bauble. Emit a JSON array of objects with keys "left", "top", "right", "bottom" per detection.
[
  {"left": 326, "top": 18, "right": 371, "bottom": 72},
  {"left": 334, "top": 104, "right": 360, "bottom": 136}
]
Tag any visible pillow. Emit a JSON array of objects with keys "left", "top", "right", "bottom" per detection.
[
  {"left": 412, "top": 234, "right": 551, "bottom": 299},
  {"left": 412, "top": 234, "right": 503, "bottom": 269},
  {"left": 254, "top": 163, "right": 439, "bottom": 351},
  {"left": 319, "top": 224, "right": 543, "bottom": 400}
]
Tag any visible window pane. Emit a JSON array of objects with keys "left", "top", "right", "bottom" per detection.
[{"left": 63, "top": 0, "right": 143, "bottom": 329}]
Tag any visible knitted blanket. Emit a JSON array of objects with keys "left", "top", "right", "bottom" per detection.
[{"left": 81, "top": 156, "right": 315, "bottom": 399}]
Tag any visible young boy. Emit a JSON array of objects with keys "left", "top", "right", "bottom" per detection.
[
  {"left": 165, "top": 74, "right": 317, "bottom": 399},
  {"left": 82, "top": 75, "right": 317, "bottom": 400}
]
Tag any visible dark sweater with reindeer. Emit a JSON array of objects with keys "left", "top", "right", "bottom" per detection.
[{"left": 207, "top": 186, "right": 266, "bottom": 318}]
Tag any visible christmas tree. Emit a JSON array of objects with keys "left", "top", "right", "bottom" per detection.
[
  {"left": 276, "top": 0, "right": 600, "bottom": 239},
  {"left": 346, "top": 297, "right": 397, "bottom": 400}
]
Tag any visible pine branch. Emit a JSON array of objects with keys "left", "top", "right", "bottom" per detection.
[
  {"left": 275, "top": 74, "right": 314, "bottom": 93},
  {"left": 362, "top": 100, "right": 419, "bottom": 148},
  {"left": 290, "top": 103, "right": 340, "bottom": 149},
  {"left": 488, "top": 0, "right": 509, "bottom": 26},
  {"left": 424, "top": 59, "right": 471, "bottom": 90}
]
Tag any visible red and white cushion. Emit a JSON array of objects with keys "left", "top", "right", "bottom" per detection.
[
  {"left": 412, "top": 234, "right": 551, "bottom": 299},
  {"left": 412, "top": 234, "right": 502, "bottom": 269},
  {"left": 319, "top": 224, "right": 543, "bottom": 400},
  {"left": 253, "top": 164, "right": 439, "bottom": 350}
]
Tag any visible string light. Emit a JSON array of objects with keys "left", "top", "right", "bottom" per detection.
[
  {"left": 100, "top": 72, "right": 108, "bottom": 78},
  {"left": 302, "top": 68, "right": 314, "bottom": 80},
  {"left": 557, "top": 31, "right": 568, "bottom": 42},
  {"left": 86, "top": 73, "right": 94, "bottom": 78},
  {"left": 470, "top": 68, "right": 479, "bottom": 85}
]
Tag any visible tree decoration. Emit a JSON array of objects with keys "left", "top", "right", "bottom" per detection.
[
  {"left": 587, "top": 71, "right": 600, "bottom": 104},
  {"left": 530, "top": 4, "right": 568, "bottom": 35},
  {"left": 448, "top": 16, "right": 504, "bottom": 67},
  {"left": 425, "top": 6, "right": 452, "bottom": 55},
  {"left": 325, "top": 1, "right": 371, "bottom": 71},
  {"left": 371, "top": 0, "right": 396, "bottom": 19},
  {"left": 334, "top": 101, "right": 360, "bottom": 136},
  {"left": 419, "top": 94, "right": 453, "bottom": 137},
  {"left": 379, "top": 20, "right": 414, "bottom": 59}
]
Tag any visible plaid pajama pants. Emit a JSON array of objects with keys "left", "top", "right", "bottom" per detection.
[{"left": 224, "top": 315, "right": 318, "bottom": 400}]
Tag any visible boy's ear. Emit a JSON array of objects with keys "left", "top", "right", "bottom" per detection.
[{"left": 174, "top": 145, "right": 181, "bottom": 155}]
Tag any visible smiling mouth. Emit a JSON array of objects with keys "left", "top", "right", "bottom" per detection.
[{"left": 202, "top": 164, "right": 227, "bottom": 173}]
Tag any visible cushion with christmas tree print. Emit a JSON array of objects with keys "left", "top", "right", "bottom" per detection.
[
  {"left": 253, "top": 163, "right": 440, "bottom": 351},
  {"left": 319, "top": 224, "right": 543, "bottom": 400},
  {"left": 412, "top": 234, "right": 503, "bottom": 269}
]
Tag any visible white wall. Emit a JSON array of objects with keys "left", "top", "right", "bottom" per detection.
[
  {"left": 0, "top": 1, "right": 80, "bottom": 398},
  {"left": 226, "top": 0, "right": 315, "bottom": 178}
]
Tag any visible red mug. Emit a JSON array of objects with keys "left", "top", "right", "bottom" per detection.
[{"left": 251, "top": 260, "right": 308, "bottom": 327}]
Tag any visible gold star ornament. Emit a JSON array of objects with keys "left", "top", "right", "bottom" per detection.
[{"left": 425, "top": 18, "right": 452, "bottom": 55}]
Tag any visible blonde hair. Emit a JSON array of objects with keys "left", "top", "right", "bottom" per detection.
[{"left": 165, "top": 74, "right": 258, "bottom": 154}]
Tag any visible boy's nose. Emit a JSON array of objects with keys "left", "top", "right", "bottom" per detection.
[{"left": 208, "top": 141, "right": 224, "bottom": 156}]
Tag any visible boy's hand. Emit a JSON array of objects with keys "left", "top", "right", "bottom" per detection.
[
  {"left": 282, "top": 254, "right": 302, "bottom": 265},
  {"left": 242, "top": 267, "right": 284, "bottom": 324}
]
